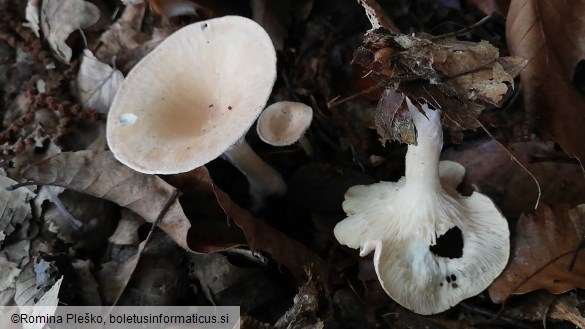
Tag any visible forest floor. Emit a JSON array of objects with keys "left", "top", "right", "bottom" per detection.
[{"left": 1, "top": 0, "right": 585, "bottom": 328}]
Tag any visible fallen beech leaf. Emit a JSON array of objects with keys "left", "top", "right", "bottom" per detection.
[
  {"left": 168, "top": 168, "right": 328, "bottom": 279},
  {"left": 20, "top": 151, "right": 191, "bottom": 251},
  {"left": 40, "top": 0, "right": 100, "bottom": 62},
  {"left": 506, "top": 0, "right": 585, "bottom": 163},
  {"left": 77, "top": 50, "right": 124, "bottom": 113},
  {"left": 489, "top": 203, "right": 585, "bottom": 303}
]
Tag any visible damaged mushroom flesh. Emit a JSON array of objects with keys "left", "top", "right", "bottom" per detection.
[
  {"left": 106, "top": 16, "right": 285, "bottom": 208},
  {"left": 334, "top": 97, "right": 510, "bottom": 315}
]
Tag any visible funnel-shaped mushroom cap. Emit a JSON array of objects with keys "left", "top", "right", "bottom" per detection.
[
  {"left": 107, "top": 16, "right": 277, "bottom": 174},
  {"left": 256, "top": 101, "right": 313, "bottom": 146},
  {"left": 334, "top": 100, "right": 510, "bottom": 315}
]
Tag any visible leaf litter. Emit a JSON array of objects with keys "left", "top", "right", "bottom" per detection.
[{"left": 1, "top": 0, "right": 585, "bottom": 327}]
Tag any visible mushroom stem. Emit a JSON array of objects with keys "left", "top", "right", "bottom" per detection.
[
  {"left": 404, "top": 98, "right": 443, "bottom": 189},
  {"left": 222, "top": 138, "right": 287, "bottom": 209}
]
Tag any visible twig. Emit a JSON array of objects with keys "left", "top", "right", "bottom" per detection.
[
  {"left": 327, "top": 82, "right": 384, "bottom": 109},
  {"left": 356, "top": 0, "right": 400, "bottom": 33},
  {"left": 475, "top": 119, "right": 542, "bottom": 210},
  {"left": 459, "top": 302, "right": 533, "bottom": 329},
  {"left": 429, "top": 13, "right": 495, "bottom": 41}
]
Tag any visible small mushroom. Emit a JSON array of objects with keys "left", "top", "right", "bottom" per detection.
[
  {"left": 256, "top": 101, "right": 313, "bottom": 154},
  {"left": 333, "top": 97, "right": 510, "bottom": 315},
  {"left": 106, "top": 16, "right": 285, "bottom": 208}
]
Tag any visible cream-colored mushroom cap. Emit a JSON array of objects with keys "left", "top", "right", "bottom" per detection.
[
  {"left": 256, "top": 101, "right": 313, "bottom": 146},
  {"left": 106, "top": 16, "right": 277, "bottom": 174}
]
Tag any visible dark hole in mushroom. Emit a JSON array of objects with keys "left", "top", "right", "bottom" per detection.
[
  {"left": 452, "top": 283, "right": 458, "bottom": 288},
  {"left": 429, "top": 226, "right": 463, "bottom": 259},
  {"left": 451, "top": 274, "right": 456, "bottom": 281},
  {"left": 201, "top": 23, "right": 208, "bottom": 30}
]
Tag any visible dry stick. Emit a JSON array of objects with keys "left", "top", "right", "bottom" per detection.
[
  {"left": 429, "top": 13, "right": 495, "bottom": 41},
  {"left": 357, "top": 0, "right": 400, "bottom": 32},
  {"left": 327, "top": 82, "right": 384, "bottom": 109},
  {"left": 475, "top": 119, "right": 542, "bottom": 210}
]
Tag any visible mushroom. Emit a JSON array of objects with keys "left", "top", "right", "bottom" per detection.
[
  {"left": 256, "top": 101, "right": 313, "bottom": 154},
  {"left": 333, "top": 97, "right": 510, "bottom": 315},
  {"left": 106, "top": 16, "right": 285, "bottom": 208}
]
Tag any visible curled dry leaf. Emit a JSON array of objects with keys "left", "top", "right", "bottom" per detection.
[
  {"left": 20, "top": 150, "right": 191, "bottom": 251},
  {"left": 489, "top": 203, "right": 585, "bottom": 303},
  {"left": 167, "top": 168, "right": 329, "bottom": 280},
  {"left": 77, "top": 50, "right": 124, "bottom": 114},
  {"left": 40, "top": 0, "right": 100, "bottom": 62},
  {"left": 506, "top": 0, "right": 585, "bottom": 163}
]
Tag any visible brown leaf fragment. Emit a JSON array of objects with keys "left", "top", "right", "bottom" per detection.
[
  {"left": 375, "top": 87, "right": 414, "bottom": 145},
  {"left": 275, "top": 278, "right": 323, "bottom": 329},
  {"left": 40, "top": 0, "right": 100, "bottom": 62},
  {"left": 506, "top": 0, "right": 585, "bottom": 163},
  {"left": 96, "top": 2, "right": 148, "bottom": 61},
  {"left": 20, "top": 150, "right": 191, "bottom": 251},
  {"left": 489, "top": 203, "right": 585, "bottom": 303}
]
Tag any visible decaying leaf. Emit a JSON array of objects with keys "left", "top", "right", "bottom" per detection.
[
  {"left": 24, "top": 0, "right": 41, "bottom": 37},
  {"left": 489, "top": 203, "right": 585, "bottom": 303},
  {"left": 0, "top": 175, "right": 35, "bottom": 244},
  {"left": 77, "top": 50, "right": 124, "bottom": 114},
  {"left": 40, "top": 0, "right": 100, "bottom": 62},
  {"left": 506, "top": 0, "right": 585, "bottom": 165},
  {"left": 20, "top": 150, "right": 191, "bottom": 251},
  {"left": 352, "top": 29, "right": 525, "bottom": 142},
  {"left": 96, "top": 2, "right": 148, "bottom": 61},
  {"left": 274, "top": 278, "right": 323, "bottom": 329}
]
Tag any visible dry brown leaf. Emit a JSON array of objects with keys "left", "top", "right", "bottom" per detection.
[
  {"left": 506, "top": 0, "right": 585, "bottom": 164},
  {"left": 20, "top": 150, "right": 191, "bottom": 251},
  {"left": 167, "top": 168, "right": 329, "bottom": 280},
  {"left": 40, "top": 0, "right": 100, "bottom": 62},
  {"left": 96, "top": 2, "right": 148, "bottom": 61},
  {"left": 77, "top": 50, "right": 124, "bottom": 114},
  {"left": 489, "top": 203, "right": 585, "bottom": 303},
  {"left": 442, "top": 139, "right": 585, "bottom": 219}
]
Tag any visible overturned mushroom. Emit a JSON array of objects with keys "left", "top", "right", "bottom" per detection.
[
  {"left": 106, "top": 16, "right": 285, "bottom": 208},
  {"left": 334, "top": 97, "right": 510, "bottom": 315}
]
